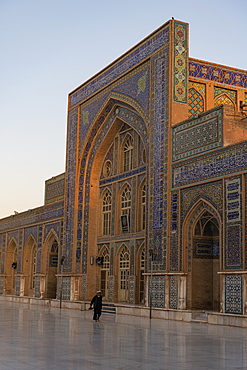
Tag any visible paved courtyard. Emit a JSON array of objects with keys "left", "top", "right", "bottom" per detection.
[{"left": 0, "top": 301, "right": 247, "bottom": 369}]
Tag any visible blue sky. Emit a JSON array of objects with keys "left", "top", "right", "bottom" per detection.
[{"left": 0, "top": 0, "right": 246, "bottom": 218}]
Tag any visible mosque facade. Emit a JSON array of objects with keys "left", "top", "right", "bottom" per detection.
[{"left": 1, "top": 19, "right": 247, "bottom": 317}]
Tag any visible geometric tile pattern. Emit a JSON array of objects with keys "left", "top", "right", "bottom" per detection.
[
  {"left": 129, "top": 276, "right": 135, "bottom": 304},
  {"left": 172, "top": 107, "right": 223, "bottom": 161},
  {"left": 225, "top": 275, "right": 242, "bottom": 314},
  {"left": 15, "top": 276, "right": 20, "bottom": 296},
  {"left": 61, "top": 276, "right": 71, "bottom": 301},
  {"left": 151, "top": 275, "right": 165, "bottom": 308},
  {"left": 169, "top": 276, "right": 178, "bottom": 309},
  {"left": 109, "top": 276, "right": 114, "bottom": 302},
  {"left": 173, "top": 21, "right": 188, "bottom": 103},
  {"left": 189, "top": 60, "right": 247, "bottom": 88},
  {"left": 188, "top": 87, "right": 204, "bottom": 117},
  {"left": 34, "top": 276, "right": 40, "bottom": 298}
]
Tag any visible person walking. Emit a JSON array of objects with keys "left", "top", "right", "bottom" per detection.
[{"left": 90, "top": 290, "right": 102, "bottom": 322}]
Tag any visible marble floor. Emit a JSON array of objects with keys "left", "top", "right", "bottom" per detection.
[{"left": 0, "top": 301, "right": 247, "bottom": 369}]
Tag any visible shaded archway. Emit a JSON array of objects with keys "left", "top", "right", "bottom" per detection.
[
  {"left": 42, "top": 231, "right": 59, "bottom": 299},
  {"left": 192, "top": 211, "right": 220, "bottom": 310},
  {"left": 183, "top": 199, "right": 221, "bottom": 311},
  {"left": 5, "top": 239, "right": 18, "bottom": 295},
  {"left": 22, "top": 235, "right": 37, "bottom": 296}
]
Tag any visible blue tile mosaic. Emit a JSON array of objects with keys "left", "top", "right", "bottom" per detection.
[
  {"left": 173, "top": 141, "right": 247, "bottom": 188},
  {"left": 189, "top": 60, "right": 247, "bottom": 88},
  {"left": 172, "top": 107, "right": 223, "bottom": 161}
]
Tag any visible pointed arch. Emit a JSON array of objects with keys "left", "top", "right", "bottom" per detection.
[
  {"left": 5, "top": 238, "right": 18, "bottom": 294},
  {"left": 214, "top": 93, "right": 235, "bottom": 108},
  {"left": 74, "top": 94, "right": 147, "bottom": 289},
  {"left": 42, "top": 229, "right": 59, "bottom": 274},
  {"left": 182, "top": 198, "right": 221, "bottom": 311},
  {"left": 22, "top": 234, "right": 37, "bottom": 296}
]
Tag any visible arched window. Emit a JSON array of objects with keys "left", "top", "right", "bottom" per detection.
[
  {"left": 102, "top": 190, "right": 112, "bottom": 235},
  {"left": 121, "top": 185, "right": 131, "bottom": 232},
  {"left": 123, "top": 135, "right": 133, "bottom": 172}
]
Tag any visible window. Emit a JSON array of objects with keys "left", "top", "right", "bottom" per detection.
[
  {"left": 123, "top": 135, "right": 133, "bottom": 172},
  {"left": 102, "top": 190, "right": 112, "bottom": 235},
  {"left": 119, "top": 246, "right": 130, "bottom": 290},
  {"left": 103, "top": 160, "right": 112, "bottom": 177},
  {"left": 121, "top": 185, "right": 131, "bottom": 231}
]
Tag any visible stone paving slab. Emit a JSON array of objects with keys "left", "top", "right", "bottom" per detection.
[{"left": 0, "top": 301, "right": 247, "bottom": 369}]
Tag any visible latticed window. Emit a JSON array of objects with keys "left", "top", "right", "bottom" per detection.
[
  {"left": 123, "top": 135, "right": 133, "bottom": 172},
  {"left": 121, "top": 184, "right": 131, "bottom": 220},
  {"left": 119, "top": 246, "right": 130, "bottom": 290},
  {"left": 102, "top": 190, "right": 112, "bottom": 235},
  {"left": 141, "top": 183, "right": 146, "bottom": 230}
]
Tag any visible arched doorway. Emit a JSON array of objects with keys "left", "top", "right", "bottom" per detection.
[
  {"left": 5, "top": 239, "right": 18, "bottom": 295},
  {"left": 23, "top": 235, "right": 37, "bottom": 296},
  {"left": 192, "top": 211, "right": 220, "bottom": 310},
  {"left": 183, "top": 200, "right": 221, "bottom": 311},
  {"left": 46, "top": 240, "right": 58, "bottom": 298}
]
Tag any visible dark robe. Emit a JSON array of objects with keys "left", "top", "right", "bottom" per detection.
[{"left": 90, "top": 294, "right": 102, "bottom": 320}]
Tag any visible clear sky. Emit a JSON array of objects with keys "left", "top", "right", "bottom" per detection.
[{"left": 0, "top": 0, "right": 246, "bottom": 219}]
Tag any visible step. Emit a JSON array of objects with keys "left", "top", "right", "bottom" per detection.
[{"left": 102, "top": 303, "right": 116, "bottom": 314}]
